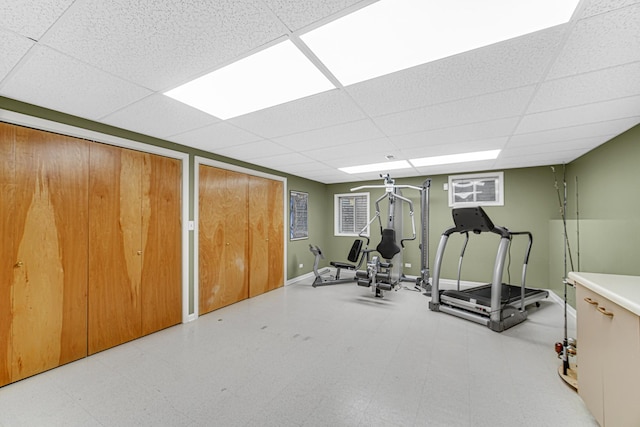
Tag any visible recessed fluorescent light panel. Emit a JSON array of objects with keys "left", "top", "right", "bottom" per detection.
[
  {"left": 340, "top": 160, "right": 412, "bottom": 174},
  {"left": 410, "top": 150, "right": 501, "bottom": 167},
  {"left": 301, "top": 0, "right": 579, "bottom": 86},
  {"left": 164, "top": 40, "right": 336, "bottom": 119}
]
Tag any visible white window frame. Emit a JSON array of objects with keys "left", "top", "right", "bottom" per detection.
[
  {"left": 334, "top": 192, "right": 370, "bottom": 237},
  {"left": 448, "top": 172, "right": 504, "bottom": 207}
]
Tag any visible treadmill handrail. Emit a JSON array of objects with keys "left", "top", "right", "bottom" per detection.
[
  {"left": 508, "top": 231, "right": 533, "bottom": 312},
  {"left": 509, "top": 231, "right": 533, "bottom": 266}
]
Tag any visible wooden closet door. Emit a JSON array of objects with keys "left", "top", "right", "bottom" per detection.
[
  {"left": 0, "top": 123, "right": 16, "bottom": 386},
  {"left": 248, "top": 177, "right": 284, "bottom": 297},
  {"left": 267, "top": 179, "right": 284, "bottom": 291},
  {"left": 11, "top": 126, "right": 89, "bottom": 381},
  {"left": 141, "top": 154, "right": 182, "bottom": 335},
  {"left": 89, "top": 144, "right": 143, "bottom": 354},
  {"left": 199, "top": 166, "right": 248, "bottom": 314}
]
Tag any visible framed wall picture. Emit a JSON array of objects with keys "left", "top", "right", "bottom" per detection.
[{"left": 290, "top": 190, "right": 309, "bottom": 240}]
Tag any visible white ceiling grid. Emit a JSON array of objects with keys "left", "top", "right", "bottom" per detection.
[{"left": 0, "top": 0, "right": 639, "bottom": 183}]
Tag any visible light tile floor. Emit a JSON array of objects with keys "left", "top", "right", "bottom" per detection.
[{"left": 0, "top": 281, "right": 596, "bottom": 426}]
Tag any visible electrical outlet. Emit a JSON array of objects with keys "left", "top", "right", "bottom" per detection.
[
  {"left": 299, "top": 264, "right": 303, "bottom": 268},
  {"left": 405, "top": 263, "right": 411, "bottom": 268}
]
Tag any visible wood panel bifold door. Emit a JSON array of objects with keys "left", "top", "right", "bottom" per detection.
[
  {"left": 141, "top": 154, "right": 182, "bottom": 335},
  {"left": 0, "top": 123, "right": 13, "bottom": 386},
  {"left": 249, "top": 176, "right": 284, "bottom": 297},
  {"left": 0, "top": 122, "right": 181, "bottom": 386},
  {"left": 199, "top": 166, "right": 249, "bottom": 314},
  {"left": 199, "top": 166, "right": 284, "bottom": 315},
  {"left": 1, "top": 123, "right": 89, "bottom": 386},
  {"left": 89, "top": 144, "right": 181, "bottom": 355}
]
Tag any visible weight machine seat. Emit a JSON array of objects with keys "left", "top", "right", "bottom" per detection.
[
  {"left": 376, "top": 228, "right": 401, "bottom": 260},
  {"left": 329, "top": 239, "right": 364, "bottom": 270},
  {"left": 330, "top": 261, "right": 356, "bottom": 270}
]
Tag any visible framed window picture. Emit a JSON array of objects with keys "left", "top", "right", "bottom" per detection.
[{"left": 290, "top": 190, "right": 308, "bottom": 240}]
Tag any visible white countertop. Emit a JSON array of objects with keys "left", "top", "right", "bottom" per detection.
[{"left": 568, "top": 272, "right": 640, "bottom": 316}]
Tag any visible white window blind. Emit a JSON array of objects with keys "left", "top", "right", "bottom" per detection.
[{"left": 335, "top": 192, "right": 369, "bottom": 236}]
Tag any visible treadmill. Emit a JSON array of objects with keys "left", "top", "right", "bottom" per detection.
[{"left": 429, "top": 206, "right": 548, "bottom": 332}]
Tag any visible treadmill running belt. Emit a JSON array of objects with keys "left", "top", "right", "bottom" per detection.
[
  {"left": 458, "top": 284, "right": 540, "bottom": 304},
  {"left": 470, "top": 284, "right": 539, "bottom": 302}
]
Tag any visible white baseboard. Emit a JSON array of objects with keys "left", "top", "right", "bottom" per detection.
[
  {"left": 286, "top": 271, "right": 317, "bottom": 286},
  {"left": 546, "top": 289, "right": 577, "bottom": 319},
  {"left": 437, "top": 278, "right": 484, "bottom": 290}
]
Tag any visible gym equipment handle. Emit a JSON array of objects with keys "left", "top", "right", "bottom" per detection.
[
  {"left": 583, "top": 297, "right": 598, "bottom": 305},
  {"left": 597, "top": 306, "right": 614, "bottom": 317}
]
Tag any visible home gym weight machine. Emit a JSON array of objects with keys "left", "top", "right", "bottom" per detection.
[
  {"left": 308, "top": 239, "right": 371, "bottom": 287},
  {"left": 428, "top": 206, "right": 548, "bottom": 331},
  {"left": 350, "top": 174, "right": 431, "bottom": 297}
]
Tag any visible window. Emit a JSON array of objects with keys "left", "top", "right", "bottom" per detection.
[
  {"left": 335, "top": 192, "right": 370, "bottom": 236},
  {"left": 448, "top": 172, "right": 504, "bottom": 207}
]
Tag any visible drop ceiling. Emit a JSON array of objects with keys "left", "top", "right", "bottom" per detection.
[{"left": 1, "top": 0, "right": 639, "bottom": 184}]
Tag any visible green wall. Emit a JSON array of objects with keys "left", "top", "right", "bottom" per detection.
[
  {"left": 554, "top": 124, "right": 640, "bottom": 305},
  {"left": 286, "top": 176, "right": 329, "bottom": 279},
  {"left": 324, "top": 168, "right": 558, "bottom": 292},
  {"left": 3, "top": 95, "right": 639, "bottom": 310}
]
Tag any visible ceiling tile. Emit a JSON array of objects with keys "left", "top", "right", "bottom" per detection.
[
  {"left": 215, "top": 140, "right": 292, "bottom": 161},
  {"left": 516, "top": 96, "right": 640, "bottom": 134},
  {"left": 494, "top": 150, "right": 589, "bottom": 169},
  {"left": 101, "top": 94, "right": 219, "bottom": 139},
  {"left": 168, "top": 121, "right": 262, "bottom": 152},
  {"left": 308, "top": 171, "right": 358, "bottom": 184},
  {"left": 373, "top": 86, "right": 535, "bottom": 136},
  {"left": 272, "top": 118, "right": 385, "bottom": 151},
  {"left": 502, "top": 136, "right": 611, "bottom": 158},
  {"left": 263, "top": 0, "right": 368, "bottom": 32},
  {"left": 228, "top": 89, "right": 366, "bottom": 138},
  {"left": 0, "top": 0, "right": 75, "bottom": 39},
  {"left": 0, "top": 0, "right": 638, "bottom": 184},
  {"left": 389, "top": 118, "right": 518, "bottom": 149},
  {"left": 275, "top": 161, "right": 330, "bottom": 175},
  {"left": 249, "top": 152, "right": 317, "bottom": 169},
  {"left": 413, "top": 161, "right": 498, "bottom": 177},
  {"left": 303, "top": 137, "right": 400, "bottom": 164},
  {"left": 578, "top": 0, "right": 640, "bottom": 19},
  {"left": 0, "top": 30, "right": 33, "bottom": 82},
  {"left": 346, "top": 25, "right": 567, "bottom": 117},
  {"left": 39, "top": 0, "right": 287, "bottom": 90},
  {"left": 399, "top": 138, "right": 508, "bottom": 160},
  {"left": 547, "top": 3, "right": 640, "bottom": 79},
  {"left": 529, "top": 62, "right": 640, "bottom": 113},
  {"left": 0, "top": 45, "right": 151, "bottom": 120},
  {"left": 509, "top": 117, "right": 640, "bottom": 146}
]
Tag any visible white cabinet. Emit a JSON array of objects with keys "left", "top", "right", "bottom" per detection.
[{"left": 574, "top": 276, "right": 640, "bottom": 427}]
